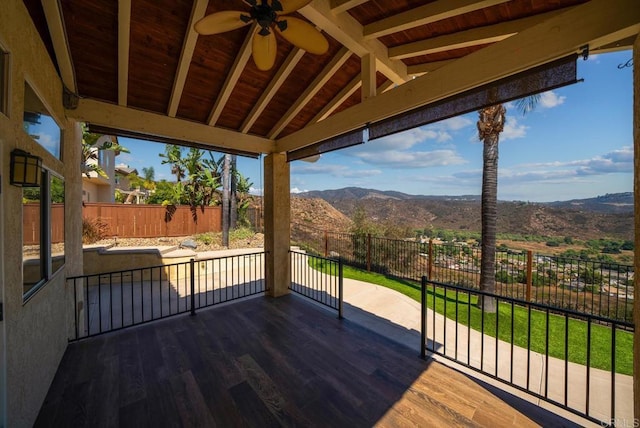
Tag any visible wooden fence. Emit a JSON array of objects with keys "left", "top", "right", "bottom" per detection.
[
  {"left": 82, "top": 203, "right": 221, "bottom": 238},
  {"left": 23, "top": 203, "right": 65, "bottom": 245}
]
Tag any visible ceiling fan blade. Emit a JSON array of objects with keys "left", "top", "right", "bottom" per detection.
[
  {"left": 276, "top": 17, "right": 328, "bottom": 55},
  {"left": 194, "top": 11, "right": 249, "bottom": 35},
  {"left": 252, "top": 31, "right": 277, "bottom": 71},
  {"left": 279, "top": 0, "right": 312, "bottom": 14}
]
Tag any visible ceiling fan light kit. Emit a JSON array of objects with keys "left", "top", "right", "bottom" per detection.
[{"left": 195, "top": 0, "right": 329, "bottom": 71}]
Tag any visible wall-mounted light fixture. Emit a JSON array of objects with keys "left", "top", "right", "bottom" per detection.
[{"left": 10, "top": 149, "right": 42, "bottom": 187}]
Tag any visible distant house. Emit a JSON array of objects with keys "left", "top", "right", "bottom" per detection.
[
  {"left": 81, "top": 135, "right": 119, "bottom": 203},
  {"left": 114, "top": 163, "right": 145, "bottom": 204}
]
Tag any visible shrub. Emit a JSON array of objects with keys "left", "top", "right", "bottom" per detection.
[{"left": 83, "top": 218, "right": 108, "bottom": 244}]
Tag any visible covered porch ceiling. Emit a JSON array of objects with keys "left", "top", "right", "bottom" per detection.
[{"left": 24, "top": 0, "right": 640, "bottom": 156}]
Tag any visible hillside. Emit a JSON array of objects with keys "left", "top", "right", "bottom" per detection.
[{"left": 296, "top": 188, "right": 633, "bottom": 241}]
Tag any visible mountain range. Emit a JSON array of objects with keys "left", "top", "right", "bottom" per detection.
[{"left": 294, "top": 188, "right": 633, "bottom": 240}]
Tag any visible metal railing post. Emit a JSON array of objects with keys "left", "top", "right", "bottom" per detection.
[
  {"left": 324, "top": 230, "right": 328, "bottom": 257},
  {"left": 421, "top": 276, "right": 426, "bottom": 359},
  {"left": 190, "top": 258, "right": 196, "bottom": 316},
  {"left": 367, "top": 234, "right": 372, "bottom": 272},
  {"left": 428, "top": 239, "right": 433, "bottom": 281},
  {"left": 526, "top": 250, "right": 533, "bottom": 302},
  {"left": 338, "top": 257, "right": 344, "bottom": 319}
]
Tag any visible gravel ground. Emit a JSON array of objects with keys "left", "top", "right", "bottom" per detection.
[{"left": 90, "top": 233, "right": 264, "bottom": 252}]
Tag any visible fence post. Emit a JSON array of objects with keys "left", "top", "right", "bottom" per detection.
[
  {"left": 338, "top": 257, "right": 344, "bottom": 319},
  {"left": 367, "top": 233, "right": 372, "bottom": 272},
  {"left": 526, "top": 250, "right": 533, "bottom": 302},
  {"left": 190, "top": 258, "right": 196, "bottom": 316},
  {"left": 324, "top": 230, "right": 328, "bottom": 257},
  {"left": 421, "top": 276, "right": 426, "bottom": 359},
  {"left": 428, "top": 239, "right": 433, "bottom": 280}
]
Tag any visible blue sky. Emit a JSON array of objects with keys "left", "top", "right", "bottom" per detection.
[{"left": 117, "top": 49, "right": 634, "bottom": 203}]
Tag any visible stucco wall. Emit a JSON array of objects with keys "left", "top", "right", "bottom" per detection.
[{"left": 0, "top": 1, "right": 83, "bottom": 426}]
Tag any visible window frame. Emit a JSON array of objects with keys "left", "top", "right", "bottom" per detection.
[
  {"left": 22, "top": 169, "right": 65, "bottom": 303},
  {"left": 0, "top": 42, "right": 9, "bottom": 117}
]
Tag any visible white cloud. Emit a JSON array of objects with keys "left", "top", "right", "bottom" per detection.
[
  {"left": 249, "top": 186, "right": 263, "bottom": 196},
  {"left": 517, "top": 146, "right": 633, "bottom": 176},
  {"left": 290, "top": 187, "right": 308, "bottom": 194},
  {"left": 539, "top": 91, "right": 566, "bottom": 109},
  {"left": 354, "top": 149, "right": 467, "bottom": 168},
  {"left": 292, "top": 163, "right": 382, "bottom": 178},
  {"left": 500, "top": 116, "right": 528, "bottom": 141}
]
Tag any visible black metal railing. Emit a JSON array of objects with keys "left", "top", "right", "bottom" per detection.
[
  {"left": 420, "top": 277, "right": 634, "bottom": 425},
  {"left": 289, "top": 250, "right": 343, "bottom": 318},
  {"left": 68, "top": 251, "right": 266, "bottom": 340},
  {"left": 291, "top": 224, "right": 634, "bottom": 323}
]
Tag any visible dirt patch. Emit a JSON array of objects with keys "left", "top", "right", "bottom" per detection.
[{"left": 91, "top": 233, "right": 264, "bottom": 252}]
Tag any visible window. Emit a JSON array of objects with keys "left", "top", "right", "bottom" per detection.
[
  {"left": 23, "top": 82, "right": 62, "bottom": 159},
  {"left": 22, "top": 171, "right": 65, "bottom": 301},
  {"left": 0, "top": 46, "right": 8, "bottom": 116}
]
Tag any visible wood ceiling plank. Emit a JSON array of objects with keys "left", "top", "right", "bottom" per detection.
[
  {"left": 207, "top": 23, "right": 255, "bottom": 126},
  {"left": 312, "top": 73, "right": 361, "bottom": 123},
  {"left": 268, "top": 47, "right": 351, "bottom": 139},
  {"left": 389, "top": 8, "right": 567, "bottom": 60},
  {"left": 361, "top": 54, "right": 376, "bottom": 100},
  {"left": 363, "top": 0, "right": 511, "bottom": 40},
  {"left": 302, "top": 0, "right": 409, "bottom": 85},
  {"left": 71, "top": 98, "right": 274, "bottom": 154},
  {"left": 118, "top": 0, "right": 131, "bottom": 106},
  {"left": 241, "top": 47, "right": 305, "bottom": 133},
  {"left": 330, "top": 0, "right": 369, "bottom": 14},
  {"left": 276, "top": 0, "right": 640, "bottom": 152},
  {"left": 40, "top": 0, "right": 76, "bottom": 92},
  {"left": 168, "top": 0, "right": 209, "bottom": 117},
  {"left": 407, "top": 59, "right": 455, "bottom": 76}
]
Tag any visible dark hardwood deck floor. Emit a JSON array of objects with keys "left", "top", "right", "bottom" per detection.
[{"left": 36, "top": 294, "right": 576, "bottom": 427}]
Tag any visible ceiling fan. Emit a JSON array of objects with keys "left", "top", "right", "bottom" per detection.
[{"left": 194, "top": 0, "right": 329, "bottom": 71}]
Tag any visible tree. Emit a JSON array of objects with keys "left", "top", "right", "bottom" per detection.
[
  {"left": 477, "top": 95, "right": 538, "bottom": 313},
  {"left": 81, "top": 124, "right": 129, "bottom": 179},
  {"left": 221, "top": 154, "right": 231, "bottom": 247},
  {"left": 159, "top": 145, "right": 186, "bottom": 182}
]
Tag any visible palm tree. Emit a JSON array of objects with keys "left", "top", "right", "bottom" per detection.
[
  {"left": 160, "top": 145, "right": 186, "bottom": 182},
  {"left": 477, "top": 95, "right": 539, "bottom": 313},
  {"left": 81, "top": 124, "right": 129, "bottom": 178}
]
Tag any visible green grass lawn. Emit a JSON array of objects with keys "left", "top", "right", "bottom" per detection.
[{"left": 311, "top": 259, "right": 633, "bottom": 375}]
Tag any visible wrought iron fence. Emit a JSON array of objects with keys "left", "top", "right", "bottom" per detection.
[
  {"left": 289, "top": 250, "right": 343, "bottom": 317},
  {"left": 291, "top": 224, "right": 634, "bottom": 323},
  {"left": 68, "top": 251, "right": 265, "bottom": 340},
  {"left": 420, "top": 277, "right": 634, "bottom": 426}
]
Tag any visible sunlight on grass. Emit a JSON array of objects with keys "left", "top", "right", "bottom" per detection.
[{"left": 310, "top": 258, "right": 633, "bottom": 375}]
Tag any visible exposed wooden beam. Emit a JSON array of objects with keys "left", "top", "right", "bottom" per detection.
[
  {"left": 40, "top": 0, "right": 76, "bottom": 92},
  {"left": 303, "top": 0, "right": 409, "bottom": 85},
  {"left": 276, "top": 0, "right": 640, "bottom": 152},
  {"left": 118, "top": 0, "right": 131, "bottom": 106},
  {"left": 268, "top": 47, "right": 351, "bottom": 139},
  {"left": 389, "top": 9, "right": 566, "bottom": 60},
  {"left": 330, "top": 0, "right": 368, "bottom": 14},
  {"left": 241, "top": 47, "right": 305, "bottom": 133},
  {"left": 70, "top": 99, "right": 274, "bottom": 154},
  {"left": 208, "top": 24, "right": 255, "bottom": 126},
  {"left": 407, "top": 59, "right": 456, "bottom": 76},
  {"left": 364, "top": 0, "right": 510, "bottom": 40},
  {"left": 312, "top": 73, "right": 361, "bottom": 123},
  {"left": 361, "top": 54, "right": 376, "bottom": 100},
  {"left": 168, "top": 0, "right": 208, "bottom": 117}
]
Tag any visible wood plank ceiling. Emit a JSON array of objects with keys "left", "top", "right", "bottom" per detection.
[{"left": 24, "top": 0, "right": 625, "bottom": 156}]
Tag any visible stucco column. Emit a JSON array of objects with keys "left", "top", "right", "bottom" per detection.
[
  {"left": 264, "top": 152, "right": 290, "bottom": 297},
  {"left": 634, "top": 33, "right": 640, "bottom": 423}
]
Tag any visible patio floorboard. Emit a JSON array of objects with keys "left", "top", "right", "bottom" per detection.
[{"left": 36, "top": 294, "right": 579, "bottom": 427}]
